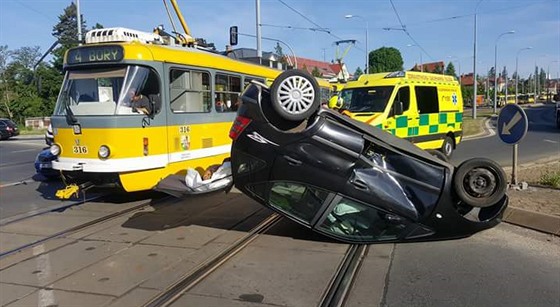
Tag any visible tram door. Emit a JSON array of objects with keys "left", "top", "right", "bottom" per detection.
[{"left": 166, "top": 66, "right": 214, "bottom": 164}]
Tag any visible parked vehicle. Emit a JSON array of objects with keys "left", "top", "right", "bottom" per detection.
[
  {"left": 0, "top": 118, "right": 20, "bottom": 140},
  {"left": 229, "top": 70, "right": 508, "bottom": 244}
]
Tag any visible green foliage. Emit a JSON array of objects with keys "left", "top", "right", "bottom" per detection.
[
  {"left": 354, "top": 67, "right": 363, "bottom": 78},
  {"left": 461, "top": 85, "right": 474, "bottom": 107},
  {"left": 0, "top": 3, "right": 100, "bottom": 122},
  {"left": 369, "top": 47, "right": 403, "bottom": 73},
  {"left": 445, "top": 62, "right": 456, "bottom": 77},
  {"left": 433, "top": 64, "right": 443, "bottom": 74},
  {"left": 540, "top": 170, "right": 560, "bottom": 188},
  {"left": 52, "top": 2, "right": 87, "bottom": 72},
  {"left": 274, "top": 42, "right": 287, "bottom": 65},
  {"left": 311, "top": 66, "right": 322, "bottom": 77}
]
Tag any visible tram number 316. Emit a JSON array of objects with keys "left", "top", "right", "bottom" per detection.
[{"left": 72, "top": 146, "right": 88, "bottom": 154}]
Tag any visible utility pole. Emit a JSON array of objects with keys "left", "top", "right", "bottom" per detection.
[
  {"left": 256, "top": 0, "right": 262, "bottom": 64},
  {"left": 76, "top": 0, "right": 82, "bottom": 44}
]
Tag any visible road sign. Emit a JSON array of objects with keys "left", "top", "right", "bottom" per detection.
[{"left": 497, "top": 104, "right": 528, "bottom": 145}]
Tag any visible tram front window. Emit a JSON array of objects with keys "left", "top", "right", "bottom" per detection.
[{"left": 54, "top": 66, "right": 160, "bottom": 116}]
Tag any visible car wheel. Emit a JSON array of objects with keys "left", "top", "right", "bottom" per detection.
[
  {"left": 453, "top": 158, "right": 506, "bottom": 208},
  {"left": 440, "top": 136, "right": 454, "bottom": 158},
  {"left": 270, "top": 70, "right": 320, "bottom": 121}
]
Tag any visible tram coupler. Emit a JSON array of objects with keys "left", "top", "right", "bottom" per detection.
[{"left": 55, "top": 182, "right": 94, "bottom": 199}]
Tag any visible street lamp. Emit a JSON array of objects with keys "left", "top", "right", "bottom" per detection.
[
  {"left": 493, "top": 30, "right": 515, "bottom": 113},
  {"left": 472, "top": 0, "right": 485, "bottom": 119},
  {"left": 515, "top": 47, "right": 532, "bottom": 104},
  {"left": 408, "top": 44, "right": 422, "bottom": 72},
  {"left": 345, "top": 14, "right": 369, "bottom": 74}
]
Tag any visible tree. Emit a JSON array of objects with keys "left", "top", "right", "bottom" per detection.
[
  {"left": 539, "top": 68, "right": 546, "bottom": 93},
  {"left": 311, "top": 66, "right": 322, "bottom": 77},
  {"left": 52, "top": 2, "right": 87, "bottom": 72},
  {"left": 353, "top": 67, "right": 363, "bottom": 79},
  {"left": 274, "top": 42, "right": 287, "bottom": 66},
  {"left": 369, "top": 47, "right": 403, "bottom": 73},
  {"left": 433, "top": 64, "right": 443, "bottom": 74},
  {"left": 0, "top": 45, "right": 13, "bottom": 118},
  {"left": 445, "top": 62, "right": 457, "bottom": 77}
]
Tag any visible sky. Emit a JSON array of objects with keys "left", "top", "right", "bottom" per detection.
[{"left": 1, "top": 0, "right": 559, "bottom": 78}]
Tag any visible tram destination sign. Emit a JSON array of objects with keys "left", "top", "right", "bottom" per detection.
[{"left": 67, "top": 45, "right": 124, "bottom": 65}]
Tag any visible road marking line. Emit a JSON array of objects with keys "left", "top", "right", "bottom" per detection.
[
  {"left": 543, "top": 139, "right": 558, "bottom": 144},
  {"left": 0, "top": 179, "right": 35, "bottom": 188},
  {"left": 33, "top": 245, "right": 56, "bottom": 307},
  {"left": 11, "top": 149, "right": 37, "bottom": 153}
]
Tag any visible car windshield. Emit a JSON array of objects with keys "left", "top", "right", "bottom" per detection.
[
  {"left": 54, "top": 66, "right": 157, "bottom": 116},
  {"left": 339, "top": 86, "right": 394, "bottom": 113}
]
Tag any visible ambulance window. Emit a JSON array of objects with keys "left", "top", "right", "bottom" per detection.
[
  {"left": 395, "top": 86, "right": 410, "bottom": 111},
  {"left": 415, "top": 86, "right": 439, "bottom": 114}
]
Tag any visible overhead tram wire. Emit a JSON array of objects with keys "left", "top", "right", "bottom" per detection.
[
  {"left": 385, "top": 0, "right": 553, "bottom": 28},
  {"left": 275, "top": 0, "right": 343, "bottom": 41},
  {"left": 388, "top": 0, "right": 433, "bottom": 61}
]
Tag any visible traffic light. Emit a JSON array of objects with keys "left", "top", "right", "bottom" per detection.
[{"left": 230, "top": 26, "right": 238, "bottom": 46}]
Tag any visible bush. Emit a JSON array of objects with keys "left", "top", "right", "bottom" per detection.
[{"left": 539, "top": 170, "right": 560, "bottom": 188}]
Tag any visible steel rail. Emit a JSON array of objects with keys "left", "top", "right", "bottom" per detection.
[
  {"left": 0, "top": 197, "right": 162, "bottom": 258},
  {"left": 0, "top": 194, "right": 106, "bottom": 227},
  {"left": 143, "top": 213, "right": 282, "bottom": 307},
  {"left": 319, "top": 244, "right": 368, "bottom": 307}
]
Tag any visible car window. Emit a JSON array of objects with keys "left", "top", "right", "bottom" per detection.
[
  {"left": 317, "top": 197, "right": 411, "bottom": 242},
  {"left": 268, "top": 182, "right": 329, "bottom": 224}
]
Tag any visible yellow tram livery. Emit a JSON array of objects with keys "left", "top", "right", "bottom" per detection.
[{"left": 50, "top": 27, "right": 287, "bottom": 197}]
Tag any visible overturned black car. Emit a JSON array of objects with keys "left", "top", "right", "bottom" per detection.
[{"left": 229, "top": 70, "right": 508, "bottom": 244}]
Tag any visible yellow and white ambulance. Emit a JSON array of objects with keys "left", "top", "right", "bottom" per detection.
[{"left": 331, "top": 71, "right": 463, "bottom": 157}]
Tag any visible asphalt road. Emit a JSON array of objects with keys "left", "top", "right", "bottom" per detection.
[{"left": 453, "top": 104, "right": 560, "bottom": 166}]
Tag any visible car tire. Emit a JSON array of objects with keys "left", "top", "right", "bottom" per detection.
[
  {"left": 556, "top": 112, "right": 560, "bottom": 129},
  {"left": 270, "top": 70, "right": 320, "bottom": 121},
  {"left": 453, "top": 158, "right": 506, "bottom": 208},
  {"left": 440, "top": 136, "right": 454, "bottom": 158}
]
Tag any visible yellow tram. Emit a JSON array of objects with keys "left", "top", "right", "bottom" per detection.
[{"left": 50, "top": 24, "right": 300, "bottom": 198}]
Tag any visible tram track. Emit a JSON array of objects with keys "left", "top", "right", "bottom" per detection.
[
  {"left": 319, "top": 244, "right": 369, "bottom": 307},
  {"left": 0, "top": 194, "right": 106, "bottom": 227},
  {"left": 0, "top": 195, "right": 165, "bottom": 259},
  {"left": 143, "top": 213, "right": 283, "bottom": 307}
]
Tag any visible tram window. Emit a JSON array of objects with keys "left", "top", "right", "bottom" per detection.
[
  {"left": 117, "top": 66, "right": 161, "bottom": 115},
  {"left": 215, "top": 73, "right": 242, "bottom": 113},
  {"left": 170, "top": 69, "right": 211, "bottom": 113}
]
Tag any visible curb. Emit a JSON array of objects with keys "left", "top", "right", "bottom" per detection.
[{"left": 504, "top": 206, "right": 560, "bottom": 236}]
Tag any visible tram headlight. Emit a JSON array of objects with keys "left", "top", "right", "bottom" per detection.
[
  {"left": 98, "top": 145, "right": 110, "bottom": 159},
  {"left": 50, "top": 144, "right": 61, "bottom": 156}
]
